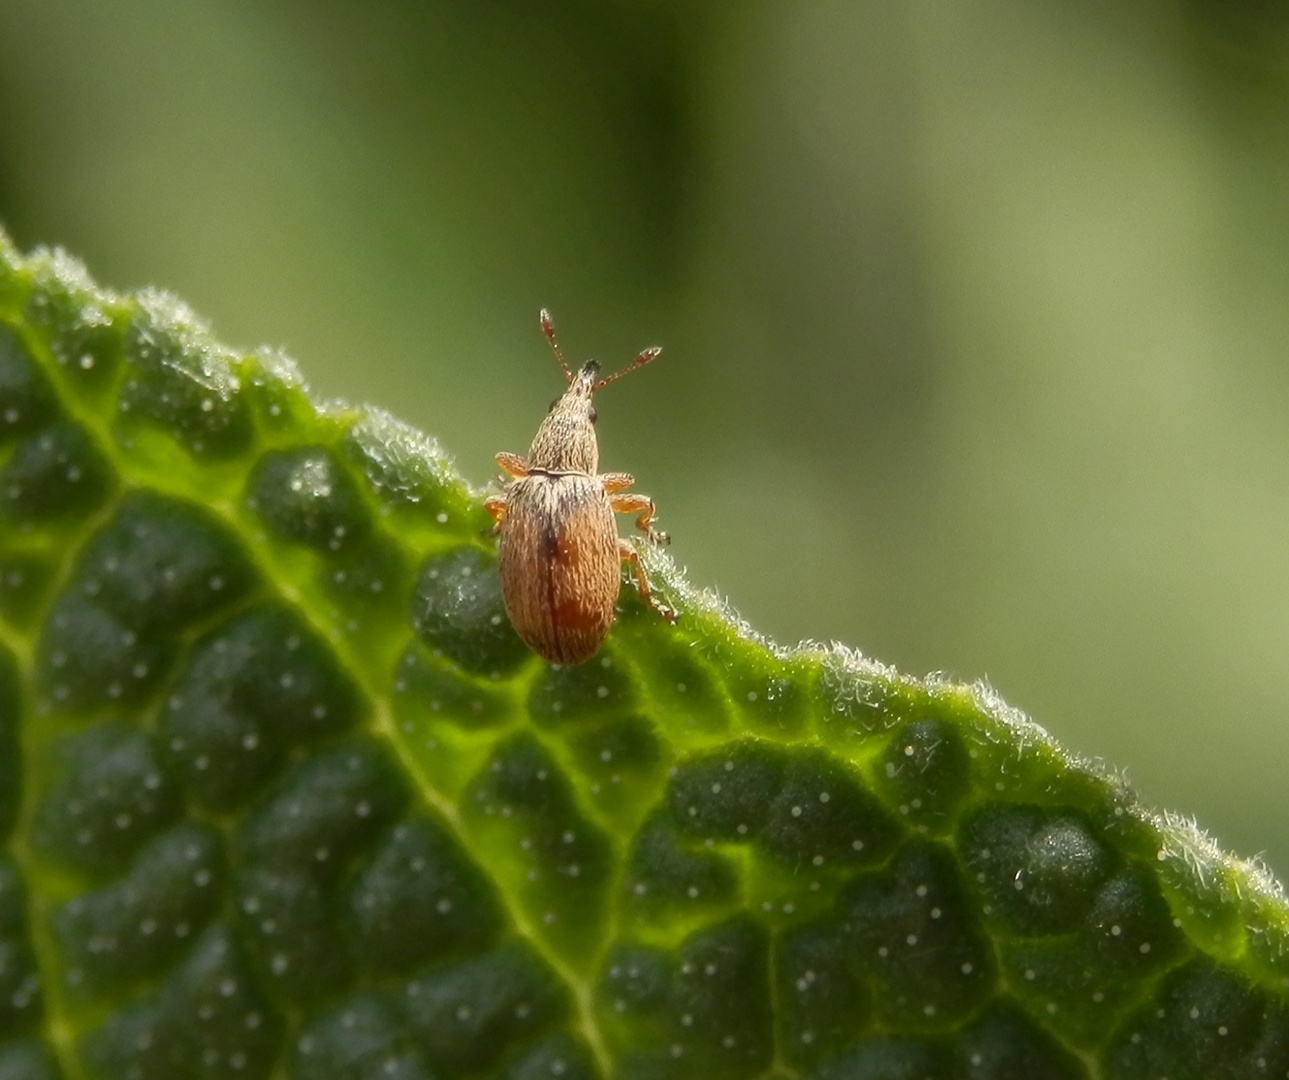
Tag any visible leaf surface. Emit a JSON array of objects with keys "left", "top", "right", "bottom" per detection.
[{"left": 0, "top": 232, "right": 1286, "bottom": 1080}]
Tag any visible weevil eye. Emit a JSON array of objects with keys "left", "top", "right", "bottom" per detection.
[
  {"left": 589, "top": 406, "right": 598, "bottom": 425},
  {"left": 548, "top": 398, "right": 560, "bottom": 412}
]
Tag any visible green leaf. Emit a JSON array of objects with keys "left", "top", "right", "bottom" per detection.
[{"left": 0, "top": 227, "right": 1287, "bottom": 1080}]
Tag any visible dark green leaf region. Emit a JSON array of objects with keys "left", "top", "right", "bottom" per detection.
[{"left": 0, "top": 228, "right": 1286, "bottom": 1080}]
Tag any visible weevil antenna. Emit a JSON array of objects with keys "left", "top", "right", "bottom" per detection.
[
  {"left": 594, "top": 346, "right": 662, "bottom": 391},
  {"left": 539, "top": 309, "right": 574, "bottom": 384}
]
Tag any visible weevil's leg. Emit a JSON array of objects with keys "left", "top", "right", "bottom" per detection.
[
  {"left": 619, "top": 538, "right": 677, "bottom": 623},
  {"left": 600, "top": 471, "right": 635, "bottom": 495},
  {"left": 484, "top": 494, "right": 507, "bottom": 535},
  {"left": 609, "top": 491, "right": 669, "bottom": 546},
  {"left": 496, "top": 452, "right": 530, "bottom": 479}
]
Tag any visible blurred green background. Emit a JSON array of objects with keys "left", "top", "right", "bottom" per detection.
[{"left": 3, "top": 0, "right": 1289, "bottom": 877}]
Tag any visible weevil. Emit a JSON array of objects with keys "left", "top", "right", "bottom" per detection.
[{"left": 485, "top": 309, "right": 675, "bottom": 665}]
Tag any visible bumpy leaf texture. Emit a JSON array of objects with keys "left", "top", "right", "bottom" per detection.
[{"left": 0, "top": 230, "right": 1287, "bottom": 1080}]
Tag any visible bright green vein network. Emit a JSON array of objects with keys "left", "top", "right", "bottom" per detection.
[{"left": 0, "top": 228, "right": 1288, "bottom": 1080}]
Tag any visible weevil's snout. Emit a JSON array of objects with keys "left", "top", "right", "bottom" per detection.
[
  {"left": 548, "top": 363, "right": 597, "bottom": 414},
  {"left": 577, "top": 360, "right": 600, "bottom": 390},
  {"left": 565, "top": 361, "right": 601, "bottom": 415},
  {"left": 547, "top": 361, "right": 598, "bottom": 414}
]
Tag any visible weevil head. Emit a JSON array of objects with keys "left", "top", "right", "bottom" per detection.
[
  {"left": 525, "top": 310, "right": 662, "bottom": 473},
  {"left": 527, "top": 359, "right": 602, "bottom": 472}
]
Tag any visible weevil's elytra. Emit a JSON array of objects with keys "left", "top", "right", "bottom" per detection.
[{"left": 485, "top": 309, "right": 675, "bottom": 665}]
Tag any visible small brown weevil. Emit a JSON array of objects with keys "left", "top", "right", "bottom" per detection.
[{"left": 485, "top": 309, "right": 675, "bottom": 665}]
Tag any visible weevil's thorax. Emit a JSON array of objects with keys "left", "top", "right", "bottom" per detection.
[{"left": 527, "top": 361, "right": 600, "bottom": 474}]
